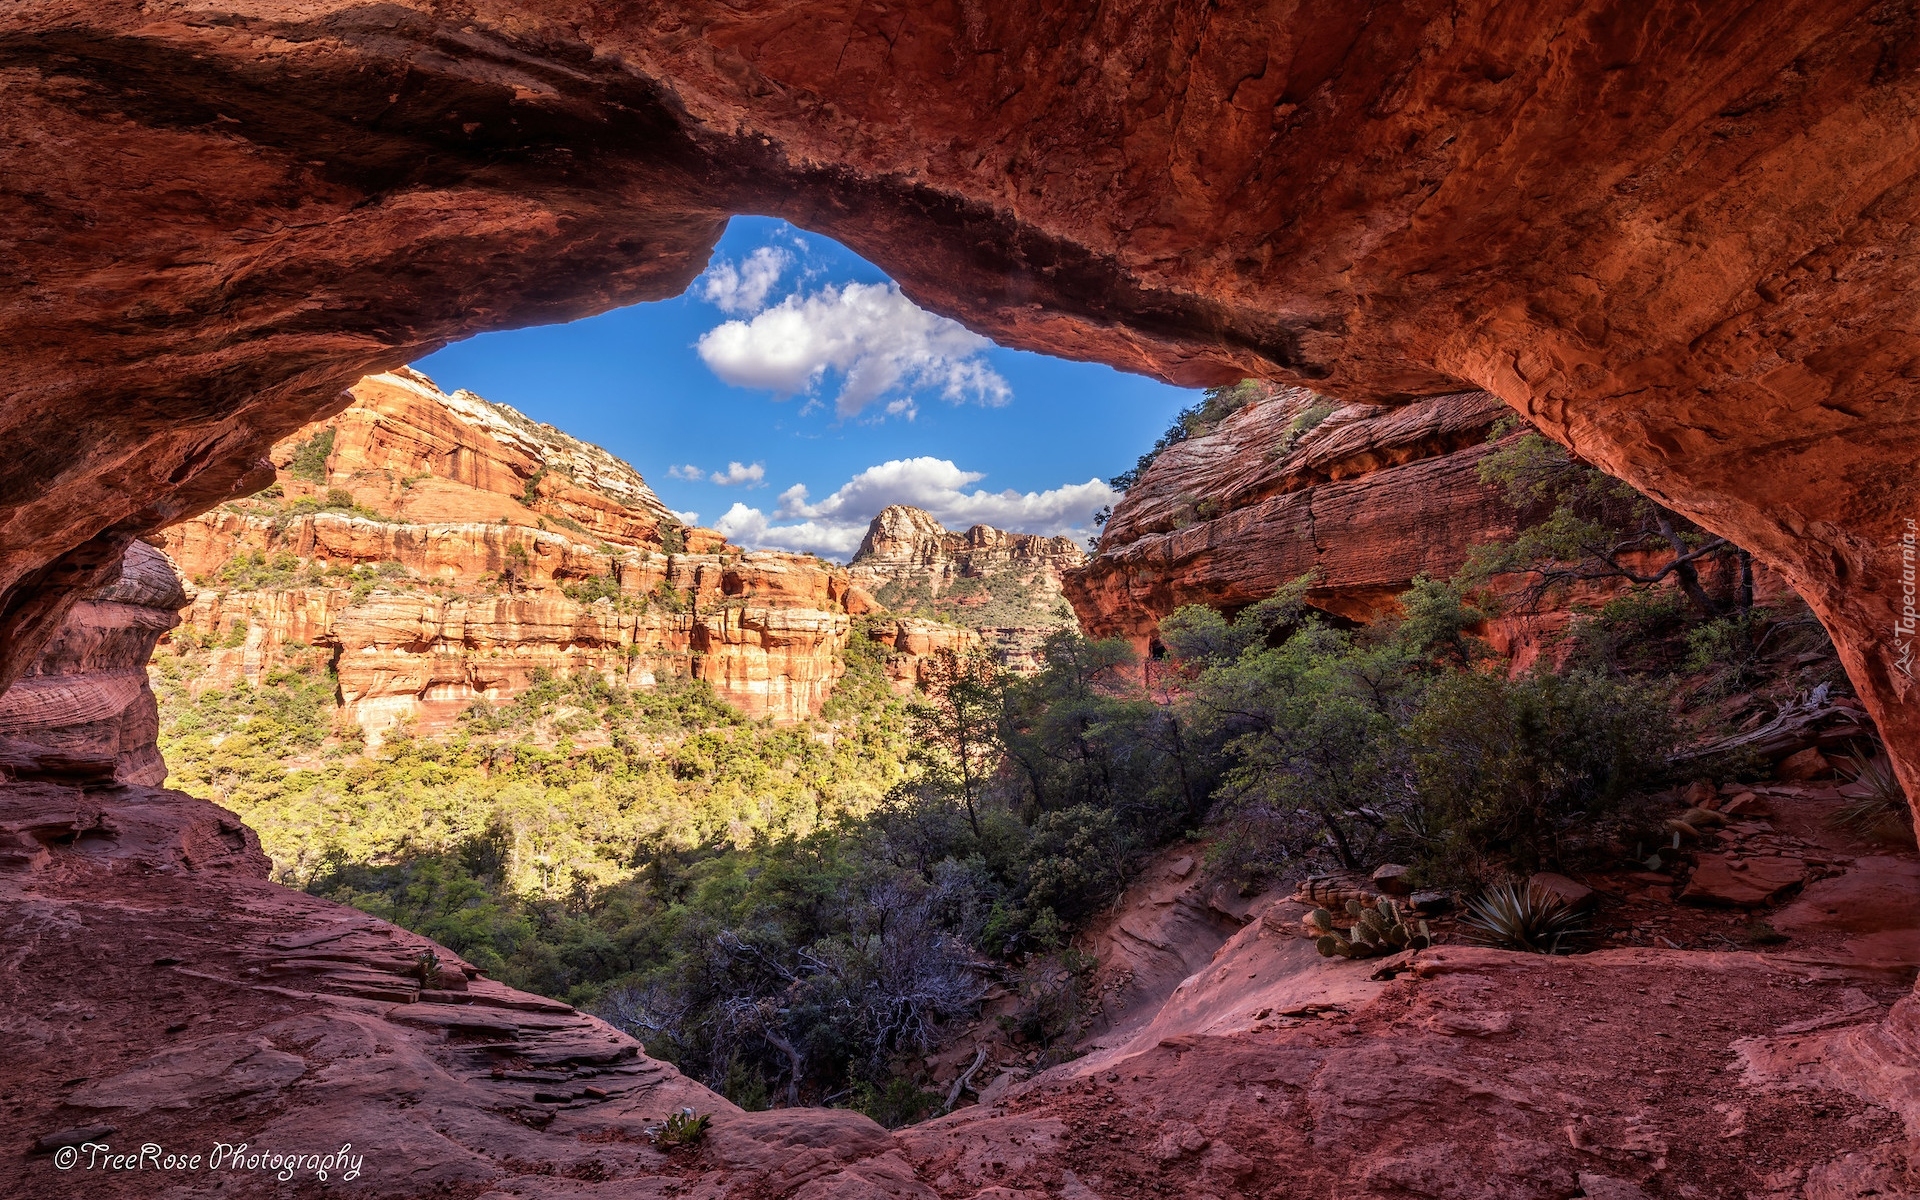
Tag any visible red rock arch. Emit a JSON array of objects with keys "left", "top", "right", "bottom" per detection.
[{"left": 5, "top": 0, "right": 1920, "bottom": 799}]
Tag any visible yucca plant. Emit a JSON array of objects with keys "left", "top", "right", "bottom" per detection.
[
  {"left": 1460, "top": 883, "right": 1584, "bottom": 955},
  {"left": 1831, "top": 748, "right": 1912, "bottom": 840}
]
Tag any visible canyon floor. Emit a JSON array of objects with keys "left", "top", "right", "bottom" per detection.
[{"left": 7, "top": 777, "right": 1916, "bottom": 1199}]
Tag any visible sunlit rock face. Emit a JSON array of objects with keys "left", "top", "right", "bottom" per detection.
[
  {"left": 158, "top": 371, "right": 859, "bottom": 732},
  {"left": 311, "top": 368, "right": 689, "bottom": 548},
  {"left": 850, "top": 505, "right": 1084, "bottom": 672},
  {"left": 1069, "top": 388, "right": 1520, "bottom": 646}
]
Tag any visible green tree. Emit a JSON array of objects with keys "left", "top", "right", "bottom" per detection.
[
  {"left": 1406, "top": 668, "right": 1673, "bottom": 886},
  {"left": 1184, "top": 622, "right": 1420, "bottom": 871},
  {"left": 911, "top": 648, "right": 1005, "bottom": 836},
  {"left": 1470, "top": 425, "right": 1750, "bottom": 616}
]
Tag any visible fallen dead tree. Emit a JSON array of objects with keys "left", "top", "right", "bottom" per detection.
[{"left": 1670, "top": 685, "right": 1872, "bottom": 768}]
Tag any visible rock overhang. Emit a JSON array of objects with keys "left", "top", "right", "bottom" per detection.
[{"left": 3, "top": 0, "right": 1920, "bottom": 794}]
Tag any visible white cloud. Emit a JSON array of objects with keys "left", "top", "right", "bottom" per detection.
[
  {"left": 666, "top": 463, "right": 705, "bottom": 481},
  {"left": 698, "top": 246, "right": 792, "bottom": 316},
  {"left": 710, "top": 461, "right": 766, "bottom": 488},
  {"left": 670, "top": 508, "right": 700, "bottom": 525},
  {"left": 713, "top": 457, "right": 1118, "bottom": 559},
  {"left": 696, "top": 281, "right": 1011, "bottom": 418}
]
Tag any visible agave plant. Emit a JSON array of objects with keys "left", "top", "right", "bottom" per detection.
[
  {"left": 651, "top": 1107, "right": 710, "bottom": 1149},
  {"left": 1831, "top": 748, "right": 1912, "bottom": 840},
  {"left": 1460, "top": 883, "right": 1584, "bottom": 955}
]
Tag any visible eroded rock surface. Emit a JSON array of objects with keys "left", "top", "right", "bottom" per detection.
[
  {"left": 0, "top": 541, "right": 183, "bottom": 786},
  {"left": 0, "top": 783, "right": 934, "bottom": 1199},
  {"left": 1071, "top": 388, "right": 1518, "bottom": 643}
]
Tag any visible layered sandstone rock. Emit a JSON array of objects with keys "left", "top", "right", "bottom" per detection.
[
  {"left": 1070, "top": 388, "right": 1520, "bottom": 645},
  {"left": 851, "top": 505, "right": 1083, "bottom": 672},
  {"left": 298, "top": 369, "right": 689, "bottom": 544},
  {"left": 1073, "top": 388, "right": 1810, "bottom": 673},
  {"left": 0, "top": 781, "right": 936, "bottom": 1200},
  {"left": 159, "top": 374, "right": 861, "bottom": 732},
  {"left": 0, "top": 542, "right": 183, "bottom": 787},
  {"left": 864, "top": 617, "right": 984, "bottom": 694}
]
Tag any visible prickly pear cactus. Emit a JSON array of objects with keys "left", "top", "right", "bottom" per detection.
[{"left": 1310, "top": 896, "right": 1434, "bottom": 958}]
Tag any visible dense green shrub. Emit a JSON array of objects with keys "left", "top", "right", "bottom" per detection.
[
  {"left": 1405, "top": 668, "right": 1672, "bottom": 887},
  {"left": 561, "top": 573, "right": 623, "bottom": 605},
  {"left": 287, "top": 429, "right": 335, "bottom": 483}
]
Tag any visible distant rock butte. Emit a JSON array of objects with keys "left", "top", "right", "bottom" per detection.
[
  {"left": 157, "top": 372, "right": 888, "bottom": 734},
  {"left": 850, "top": 505, "right": 1085, "bottom": 672}
]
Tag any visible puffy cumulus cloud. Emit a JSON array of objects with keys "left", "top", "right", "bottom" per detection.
[
  {"left": 712, "top": 503, "right": 860, "bottom": 557},
  {"left": 670, "top": 508, "right": 700, "bottom": 525},
  {"left": 698, "top": 245, "right": 792, "bottom": 316},
  {"left": 666, "top": 463, "right": 705, "bottom": 482},
  {"left": 696, "top": 282, "right": 1011, "bottom": 418},
  {"left": 712, "top": 457, "right": 1118, "bottom": 560},
  {"left": 710, "top": 461, "right": 766, "bottom": 487}
]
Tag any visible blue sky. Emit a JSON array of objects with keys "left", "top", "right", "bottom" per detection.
[{"left": 414, "top": 216, "right": 1201, "bottom": 559}]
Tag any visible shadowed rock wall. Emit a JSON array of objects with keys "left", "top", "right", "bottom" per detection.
[{"left": 0, "top": 541, "right": 183, "bottom": 786}]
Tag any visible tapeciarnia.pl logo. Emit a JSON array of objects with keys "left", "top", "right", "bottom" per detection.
[{"left": 1897, "top": 518, "right": 1917, "bottom": 681}]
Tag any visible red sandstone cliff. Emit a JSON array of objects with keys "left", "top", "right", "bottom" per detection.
[
  {"left": 159, "top": 372, "right": 861, "bottom": 734},
  {"left": 1070, "top": 388, "right": 1807, "bottom": 672},
  {"left": 299, "top": 368, "right": 693, "bottom": 547},
  {"left": 1069, "top": 388, "right": 1521, "bottom": 647},
  {"left": 851, "top": 505, "right": 1084, "bottom": 673}
]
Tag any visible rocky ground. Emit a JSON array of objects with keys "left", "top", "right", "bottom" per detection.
[{"left": 7, "top": 772, "right": 1915, "bottom": 1199}]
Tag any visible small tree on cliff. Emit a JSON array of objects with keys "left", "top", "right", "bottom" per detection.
[
  {"left": 1467, "top": 420, "right": 1752, "bottom": 617},
  {"left": 911, "top": 648, "right": 1005, "bottom": 837}
]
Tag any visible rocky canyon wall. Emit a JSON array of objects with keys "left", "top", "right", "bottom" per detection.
[
  {"left": 1070, "top": 387, "right": 1803, "bottom": 668},
  {"left": 1071, "top": 387, "right": 1520, "bottom": 645},
  {"left": 158, "top": 371, "right": 867, "bottom": 734}
]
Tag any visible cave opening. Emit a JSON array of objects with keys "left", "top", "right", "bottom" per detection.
[{"left": 408, "top": 214, "right": 1205, "bottom": 565}]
